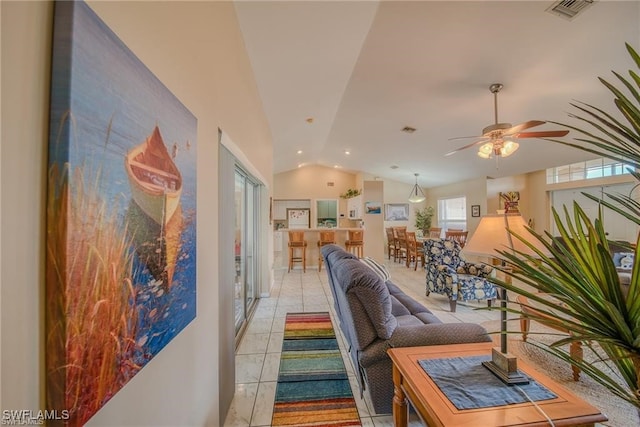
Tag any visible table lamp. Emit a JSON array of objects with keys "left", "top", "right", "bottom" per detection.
[{"left": 462, "top": 213, "right": 548, "bottom": 384}]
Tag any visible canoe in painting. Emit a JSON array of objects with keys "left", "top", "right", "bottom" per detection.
[{"left": 124, "top": 126, "right": 182, "bottom": 225}]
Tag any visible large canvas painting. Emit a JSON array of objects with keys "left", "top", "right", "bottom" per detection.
[{"left": 46, "top": 2, "right": 197, "bottom": 425}]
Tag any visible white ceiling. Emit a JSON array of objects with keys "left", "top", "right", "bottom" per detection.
[{"left": 234, "top": 1, "right": 640, "bottom": 188}]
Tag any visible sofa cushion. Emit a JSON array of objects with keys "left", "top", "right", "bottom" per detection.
[
  {"left": 388, "top": 289, "right": 430, "bottom": 315},
  {"left": 414, "top": 311, "right": 443, "bottom": 324},
  {"left": 395, "top": 315, "right": 425, "bottom": 327},
  {"left": 332, "top": 257, "right": 397, "bottom": 344},
  {"left": 386, "top": 281, "right": 405, "bottom": 295},
  {"left": 389, "top": 295, "right": 411, "bottom": 316},
  {"left": 360, "top": 256, "right": 391, "bottom": 281}
]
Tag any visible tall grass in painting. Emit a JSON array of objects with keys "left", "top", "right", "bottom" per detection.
[{"left": 46, "top": 159, "right": 140, "bottom": 426}]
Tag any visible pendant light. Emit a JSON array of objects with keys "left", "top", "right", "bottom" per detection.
[{"left": 408, "top": 173, "right": 426, "bottom": 203}]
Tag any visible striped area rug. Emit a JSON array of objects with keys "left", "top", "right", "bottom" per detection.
[{"left": 272, "top": 312, "right": 361, "bottom": 426}]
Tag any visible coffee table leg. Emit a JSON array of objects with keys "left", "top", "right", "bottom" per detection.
[
  {"left": 392, "top": 363, "right": 408, "bottom": 427},
  {"left": 570, "top": 340, "right": 583, "bottom": 381}
]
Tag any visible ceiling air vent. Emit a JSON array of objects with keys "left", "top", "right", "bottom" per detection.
[{"left": 546, "top": 0, "right": 595, "bottom": 20}]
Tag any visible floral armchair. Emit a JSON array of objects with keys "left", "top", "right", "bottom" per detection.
[{"left": 424, "top": 238, "right": 497, "bottom": 312}]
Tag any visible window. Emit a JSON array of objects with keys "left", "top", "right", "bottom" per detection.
[
  {"left": 547, "top": 157, "right": 633, "bottom": 184},
  {"left": 438, "top": 196, "right": 467, "bottom": 231}
]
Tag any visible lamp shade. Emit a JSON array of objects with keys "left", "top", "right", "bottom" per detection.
[{"left": 462, "top": 213, "right": 549, "bottom": 259}]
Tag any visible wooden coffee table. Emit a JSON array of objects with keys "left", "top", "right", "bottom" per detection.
[
  {"left": 388, "top": 342, "right": 606, "bottom": 427},
  {"left": 516, "top": 294, "right": 583, "bottom": 381}
]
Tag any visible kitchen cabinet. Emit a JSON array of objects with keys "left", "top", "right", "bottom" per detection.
[
  {"left": 273, "top": 199, "right": 311, "bottom": 220},
  {"left": 316, "top": 199, "right": 338, "bottom": 227},
  {"left": 274, "top": 201, "right": 287, "bottom": 220},
  {"left": 317, "top": 201, "right": 328, "bottom": 218},
  {"left": 347, "top": 195, "right": 362, "bottom": 219}
]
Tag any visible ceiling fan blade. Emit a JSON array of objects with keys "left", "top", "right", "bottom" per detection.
[
  {"left": 445, "top": 139, "right": 487, "bottom": 156},
  {"left": 513, "top": 130, "right": 569, "bottom": 138},
  {"left": 503, "top": 120, "right": 545, "bottom": 136},
  {"left": 448, "top": 135, "right": 486, "bottom": 142}
]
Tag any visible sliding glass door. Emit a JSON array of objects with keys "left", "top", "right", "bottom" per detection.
[{"left": 234, "top": 167, "right": 260, "bottom": 334}]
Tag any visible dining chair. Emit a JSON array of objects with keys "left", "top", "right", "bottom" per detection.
[
  {"left": 445, "top": 230, "right": 468, "bottom": 248},
  {"left": 385, "top": 227, "right": 396, "bottom": 260},
  {"left": 405, "top": 231, "right": 425, "bottom": 271},
  {"left": 428, "top": 227, "right": 442, "bottom": 239},
  {"left": 394, "top": 227, "right": 408, "bottom": 263}
]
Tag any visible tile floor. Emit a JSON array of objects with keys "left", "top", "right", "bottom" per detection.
[{"left": 223, "top": 256, "right": 498, "bottom": 426}]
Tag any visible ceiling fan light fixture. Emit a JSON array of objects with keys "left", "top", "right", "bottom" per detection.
[
  {"left": 500, "top": 140, "right": 519, "bottom": 157},
  {"left": 478, "top": 143, "right": 493, "bottom": 159},
  {"left": 448, "top": 83, "right": 568, "bottom": 160},
  {"left": 408, "top": 173, "right": 426, "bottom": 203}
]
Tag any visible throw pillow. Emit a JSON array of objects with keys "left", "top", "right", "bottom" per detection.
[
  {"left": 457, "top": 262, "right": 493, "bottom": 278},
  {"left": 360, "top": 257, "right": 391, "bottom": 282},
  {"left": 620, "top": 252, "right": 634, "bottom": 270}
]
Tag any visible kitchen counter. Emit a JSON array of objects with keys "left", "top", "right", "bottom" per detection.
[{"left": 274, "top": 228, "right": 366, "bottom": 269}]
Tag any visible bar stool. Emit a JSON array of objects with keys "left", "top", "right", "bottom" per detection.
[
  {"left": 345, "top": 230, "right": 364, "bottom": 258},
  {"left": 288, "top": 231, "right": 307, "bottom": 272},
  {"left": 317, "top": 230, "right": 336, "bottom": 271}
]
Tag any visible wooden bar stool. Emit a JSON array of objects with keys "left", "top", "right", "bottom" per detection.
[
  {"left": 345, "top": 230, "right": 364, "bottom": 258},
  {"left": 317, "top": 230, "right": 336, "bottom": 271},
  {"left": 288, "top": 230, "right": 308, "bottom": 272}
]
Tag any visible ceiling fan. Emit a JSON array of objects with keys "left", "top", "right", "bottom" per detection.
[{"left": 445, "top": 83, "right": 569, "bottom": 158}]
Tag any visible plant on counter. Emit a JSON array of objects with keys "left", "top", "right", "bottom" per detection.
[
  {"left": 491, "top": 43, "right": 640, "bottom": 413},
  {"left": 414, "top": 206, "right": 435, "bottom": 235},
  {"left": 340, "top": 188, "right": 361, "bottom": 199}
]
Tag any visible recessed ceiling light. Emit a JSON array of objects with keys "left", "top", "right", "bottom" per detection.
[
  {"left": 390, "top": 165, "right": 399, "bottom": 169},
  {"left": 334, "top": 165, "right": 341, "bottom": 168},
  {"left": 298, "top": 163, "right": 304, "bottom": 168},
  {"left": 297, "top": 150, "right": 303, "bottom": 154},
  {"left": 306, "top": 117, "right": 314, "bottom": 124},
  {"left": 344, "top": 150, "right": 350, "bottom": 155}
]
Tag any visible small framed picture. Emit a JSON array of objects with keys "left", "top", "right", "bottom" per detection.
[
  {"left": 365, "top": 201, "right": 382, "bottom": 215},
  {"left": 471, "top": 205, "right": 480, "bottom": 217}
]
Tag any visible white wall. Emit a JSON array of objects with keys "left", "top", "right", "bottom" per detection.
[{"left": 1, "top": 2, "right": 272, "bottom": 426}]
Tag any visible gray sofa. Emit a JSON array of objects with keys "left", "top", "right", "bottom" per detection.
[{"left": 321, "top": 244, "right": 491, "bottom": 414}]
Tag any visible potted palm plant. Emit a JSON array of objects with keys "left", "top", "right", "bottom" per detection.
[
  {"left": 491, "top": 42, "right": 640, "bottom": 412},
  {"left": 415, "top": 206, "right": 435, "bottom": 236}
]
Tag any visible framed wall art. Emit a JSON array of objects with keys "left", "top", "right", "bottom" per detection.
[
  {"left": 385, "top": 203, "right": 409, "bottom": 221},
  {"left": 471, "top": 205, "right": 481, "bottom": 217},
  {"left": 365, "top": 201, "right": 382, "bottom": 214},
  {"left": 46, "top": 2, "right": 197, "bottom": 424}
]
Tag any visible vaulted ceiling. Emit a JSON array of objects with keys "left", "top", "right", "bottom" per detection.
[{"left": 235, "top": 1, "right": 640, "bottom": 188}]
